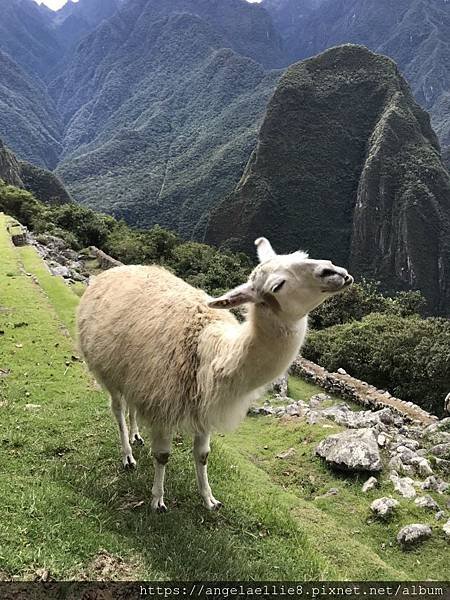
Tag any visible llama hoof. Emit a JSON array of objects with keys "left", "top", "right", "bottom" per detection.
[
  {"left": 123, "top": 454, "right": 137, "bottom": 469},
  {"left": 151, "top": 498, "right": 167, "bottom": 512},
  {"left": 131, "top": 433, "right": 145, "bottom": 445},
  {"left": 204, "top": 496, "right": 223, "bottom": 511}
]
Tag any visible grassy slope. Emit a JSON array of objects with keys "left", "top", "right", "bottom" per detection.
[{"left": 0, "top": 212, "right": 448, "bottom": 580}]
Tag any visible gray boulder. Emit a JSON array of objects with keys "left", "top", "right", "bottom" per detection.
[
  {"left": 390, "top": 472, "right": 416, "bottom": 498},
  {"left": 315, "top": 428, "right": 382, "bottom": 472},
  {"left": 397, "top": 524, "right": 432, "bottom": 548},
  {"left": 443, "top": 519, "right": 450, "bottom": 538},
  {"left": 371, "top": 497, "right": 399, "bottom": 518},
  {"left": 414, "top": 495, "right": 440, "bottom": 511}
]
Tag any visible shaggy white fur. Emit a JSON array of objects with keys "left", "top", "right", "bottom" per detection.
[{"left": 77, "top": 237, "right": 352, "bottom": 511}]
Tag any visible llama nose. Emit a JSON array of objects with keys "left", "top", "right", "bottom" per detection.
[{"left": 344, "top": 274, "right": 354, "bottom": 286}]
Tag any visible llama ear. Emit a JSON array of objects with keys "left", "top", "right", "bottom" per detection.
[
  {"left": 255, "top": 237, "right": 276, "bottom": 263},
  {"left": 208, "top": 283, "right": 258, "bottom": 309}
]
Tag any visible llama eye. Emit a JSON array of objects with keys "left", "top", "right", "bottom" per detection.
[{"left": 271, "top": 280, "right": 285, "bottom": 293}]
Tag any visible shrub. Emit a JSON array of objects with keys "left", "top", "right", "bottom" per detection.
[{"left": 303, "top": 313, "right": 450, "bottom": 416}]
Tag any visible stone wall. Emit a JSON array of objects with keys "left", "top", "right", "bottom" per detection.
[{"left": 290, "top": 358, "right": 438, "bottom": 425}]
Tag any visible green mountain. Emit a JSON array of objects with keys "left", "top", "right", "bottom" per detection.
[
  {"left": 0, "top": 50, "right": 62, "bottom": 169},
  {"left": 0, "top": 0, "right": 62, "bottom": 80},
  {"left": 205, "top": 45, "right": 450, "bottom": 316},
  {"left": 52, "top": 0, "right": 281, "bottom": 237},
  {"left": 0, "top": 138, "right": 71, "bottom": 205},
  {"left": 262, "top": 0, "right": 450, "bottom": 157}
]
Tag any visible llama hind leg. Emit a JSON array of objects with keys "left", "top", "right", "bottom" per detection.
[
  {"left": 129, "top": 406, "right": 144, "bottom": 445},
  {"left": 193, "top": 432, "right": 222, "bottom": 511},
  {"left": 151, "top": 428, "right": 172, "bottom": 512},
  {"left": 110, "top": 393, "right": 136, "bottom": 469}
]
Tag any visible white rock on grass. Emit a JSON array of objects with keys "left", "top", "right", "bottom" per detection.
[
  {"left": 397, "top": 524, "right": 432, "bottom": 548},
  {"left": 414, "top": 495, "right": 440, "bottom": 511},
  {"left": 435, "top": 511, "right": 447, "bottom": 521},
  {"left": 390, "top": 472, "right": 416, "bottom": 498},
  {"left": 315, "top": 428, "right": 382, "bottom": 472},
  {"left": 421, "top": 476, "right": 449, "bottom": 494},
  {"left": 443, "top": 520, "right": 450, "bottom": 538},
  {"left": 371, "top": 497, "right": 399, "bottom": 518},
  {"left": 362, "top": 477, "right": 378, "bottom": 492}
]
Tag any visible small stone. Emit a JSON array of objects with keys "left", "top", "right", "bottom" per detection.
[
  {"left": 315, "top": 488, "right": 339, "bottom": 500},
  {"left": 371, "top": 497, "right": 399, "bottom": 518},
  {"left": 435, "top": 511, "right": 447, "bottom": 521},
  {"left": 390, "top": 472, "right": 416, "bottom": 498},
  {"left": 362, "top": 476, "right": 378, "bottom": 492},
  {"left": 309, "top": 393, "right": 331, "bottom": 409},
  {"left": 276, "top": 448, "right": 296, "bottom": 460},
  {"left": 377, "top": 434, "right": 387, "bottom": 447},
  {"left": 414, "top": 495, "right": 440, "bottom": 511},
  {"left": 337, "top": 368, "right": 347, "bottom": 375},
  {"left": 421, "top": 475, "right": 449, "bottom": 494},
  {"left": 417, "top": 459, "right": 434, "bottom": 477},
  {"left": 397, "top": 524, "right": 432, "bottom": 548},
  {"left": 443, "top": 519, "right": 450, "bottom": 538},
  {"left": 430, "top": 443, "right": 450, "bottom": 457},
  {"left": 24, "top": 403, "right": 41, "bottom": 410}
]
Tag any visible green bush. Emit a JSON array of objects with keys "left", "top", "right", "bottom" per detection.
[
  {"left": 303, "top": 313, "right": 450, "bottom": 416},
  {"left": 309, "top": 279, "right": 425, "bottom": 329}
]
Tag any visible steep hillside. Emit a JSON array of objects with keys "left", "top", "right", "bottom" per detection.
[
  {"left": 205, "top": 45, "right": 450, "bottom": 315},
  {"left": 52, "top": 0, "right": 281, "bottom": 237},
  {"left": 0, "top": 51, "right": 62, "bottom": 169},
  {"left": 0, "top": 139, "right": 70, "bottom": 204},
  {"left": 0, "top": 0, "right": 62, "bottom": 79},
  {"left": 50, "top": 0, "right": 122, "bottom": 53},
  {"left": 262, "top": 0, "right": 450, "bottom": 149}
]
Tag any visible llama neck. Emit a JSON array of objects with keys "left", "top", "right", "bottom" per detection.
[{"left": 225, "top": 304, "right": 308, "bottom": 393}]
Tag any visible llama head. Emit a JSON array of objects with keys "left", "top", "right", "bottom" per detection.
[{"left": 208, "top": 237, "right": 353, "bottom": 321}]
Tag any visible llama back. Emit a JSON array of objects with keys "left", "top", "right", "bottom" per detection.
[{"left": 77, "top": 264, "right": 230, "bottom": 430}]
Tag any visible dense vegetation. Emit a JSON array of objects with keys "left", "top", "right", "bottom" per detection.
[
  {"left": 206, "top": 45, "right": 450, "bottom": 316},
  {"left": 263, "top": 0, "right": 450, "bottom": 156},
  {"left": 304, "top": 314, "right": 450, "bottom": 417},
  {"left": 0, "top": 179, "right": 251, "bottom": 298}
]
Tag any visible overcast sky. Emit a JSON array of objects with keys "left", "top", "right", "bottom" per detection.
[
  {"left": 34, "top": 0, "right": 261, "bottom": 11},
  {"left": 34, "top": 0, "right": 72, "bottom": 10}
]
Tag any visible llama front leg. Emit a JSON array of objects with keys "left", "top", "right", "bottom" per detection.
[
  {"left": 129, "top": 406, "right": 144, "bottom": 445},
  {"left": 193, "top": 432, "right": 222, "bottom": 510},
  {"left": 151, "top": 428, "right": 172, "bottom": 512},
  {"left": 110, "top": 393, "right": 136, "bottom": 469}
]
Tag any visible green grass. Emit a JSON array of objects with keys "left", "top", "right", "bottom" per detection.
[{"left": 0, "top": 212, "right": 449, "bottom": 581}]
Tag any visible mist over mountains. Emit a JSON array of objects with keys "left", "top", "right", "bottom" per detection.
[{"left": 0, "top": 0, "right": 450, "bottom": 313}]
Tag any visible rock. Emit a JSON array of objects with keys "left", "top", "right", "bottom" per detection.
[
  {"left": 362, "top": 476, "right": 378, "bottom": 492},
  {"left": 435, "top": 458, "right": 450, "bottom": 475},
  {"left": 435, "top": 511, "right": 447, "bottom": 521},
  {"left": 315, "top": 488, "right": 339, "bottom": 500},
  {"left": 377, "top": 434, "right": 387, "bottom": 447},
  {"left": 309, "top": 393, "right": 331, "bottom": 409},
  {"left": 397, "top": 524, "right": 432, "bottom": 548},
  {"left": 430, "top": 443, "right": 450, "bottom": 458},
  {"left": 24, "top": 403, "right": 41, "bottom": 410},
  {"left": 388, "top": 456, "right": 414, "bottom": 476},
  {"left": 443, "top": 519, "right": 450, "bottom": 538},
  {"left": 414, "top": 495, "right": 440, "bottom": 511},
  {"left": 390, "top": 472, "right": 416, "bottom": 498},
  {"left": 421, "top": 476, "right": 449, "bottom": 494},
  {"left": 276, "top": 448, "right": 296, "bottom": 460},
  {"left": 371, "top": 497, "right": 399, "bottom": 518},
  {"left": 337, "top": 368, "right": 347, "bottom": 375},
  {"left": 50, "top": 265, "right": 71, "bottom": 278},
  {"left": 272, "top": 374, "right": 288, "bottom": 397},
  {"left": 315, "top": 428, "right": 382, "bottom": 472},
  {"left": 258, "top": 406, "right": 274, "bottom": 415},
  {"left": 307, "top": 411, "right": 323, "bottom": 425},
  {"left": 416, "top": 458, "right": 434, "bottom": 477}
]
